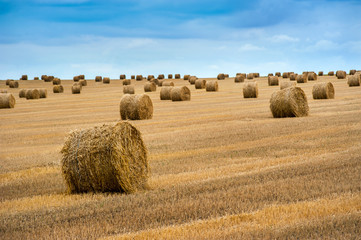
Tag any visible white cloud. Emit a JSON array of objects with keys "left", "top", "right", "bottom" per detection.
[
  {"left": 238, "top": 44, "right": 264, "bottom": 52},
  {"left": 270, "top": 34, "right": 299, "bottom": 43}
]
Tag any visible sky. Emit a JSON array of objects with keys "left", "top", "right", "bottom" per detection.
[{"left": 0, "top": 0, "right": 360, "bottom": 79}]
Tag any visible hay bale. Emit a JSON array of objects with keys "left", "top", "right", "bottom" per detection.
[
  {"left": 147, "top": 75, "right": 154, "bottom": 81},
  {"left": 120, "top": 74, "right": 126, "bottom": 80},
  {"left": 270, "top": 87, "right": 309, "bottom": 118},
  {"left": 247, "top": 73, "right": 254, "bottom": 79},
  {"left": 170, "top": 86, "right": 191, "bottom": 101},
  {"left": 45, "top": 76, "right": 54, "bottom": 82},
  {"left": 312, "top": 82, "right": 335, "bottom": 99},
  {"left": 282, "top": 72, "right": 289, "bottom": 78},
  {"left": 275, "top": 72, "right": 281, "bottom": 77},
  {"left": 0, "top": 93, "right": 15, "bottom": 108},
  {"left": 131, "top": 75, "right": 135, "bottom": 80},
  {"left": 78, "top": 79, "right": 86, "bottom": 86},
  {"left": 21, "top": 75, "right": 28, "bottom": 80},
  {"left": 158, "top": 74, "right": 165, "bottom": 79},
  {"left": 136, "top": 75, "right": 143, "bottom": 81},
  {"left": 158, "top": 80, "right": 164, "bottom": 86},
  {"left": 53, "top": 85, "right": 64, "bottom": 93},
  {"left": 123, "top": 85, "right": 135, "bottom": 94},
  {"left": 243, "top": 82, "right": 258, "bottom": 98},
  {"left": 95, "top": 76, "right": 102, "bottom": 82},
  {"left": 103, "top": 77, "right": 110, "bottom": 84},
  {"left": 0, "top": 89, "right": 7, "bottom": 93},
  {"left": 34, "top": 77, "right": 39, "bottom": 80},
  {"left": 168, "top": 74, "right": 173, "bottom": 79},
  {"left": 53, "top": 78, "right": 61, "bottom": 85},
  {"left": 308, "top": 72, "right": 317, "bottom": 81},
  {"left": 120, "top": 94, "right": 153, "bottom": 120},
  {"left": 336, "top": 70, "right": 346, "bottom": 79},
  {"left": 296, "top": 73, "right": 308, "bottom": 83},
  {"left": 175, "top": 74, "right": 181, "bottom": 79},
  {"left": 268, "top": 73, "right": 274, "bottom": 77},
  {"left": 73, "top": 76, "right": 80, "bottom": 82},
  {"left": 350, "top": 69, "right": 356, "bottom": 75},
  {"left": 61, "top": 121, "right": 149, "bottom": 193},
  {"left": 150, "top": 78, "right": 159, "bottom": 86},
  {"left": 206, "top": 80, "right": 218, "bottom": 92},
  {"left": 26, "top": 89, "right": 40, "bottom": 99},
  {"left": 235, "top": 75, "right": 245, "bottom": 83},
  {"left": 347, "top": 75, "right": 360, "bottom": 87},
  {"left": 290, "top": 73, "right": 298, "bottom": 81},
  {"left": 280, "top": 81, "right": 296, "bottom": 90},
  {"left": 41, "top": 75, "right": 47, "bottom": 80},
  {"left": 254, "top": 73, "right": 260, "bottom": 78},
  {"left": 6, "top": 79, "right": 12, "bottom": 85},
  {"left": 217, "top": 73, "right": 225, "bottom": 80},
  {"left": 328, "top": 71, "right": 334, "bottom": 76},
  {"left": 183, "top": 75, "right": 190, "bottom": 80},
  {"left": 162, "top": 81, "right": 174, "bottom": 87},
  {"left": 123, "top": 79, "right": 131, "bottom": 85},
  {"left": 72, "top": 83, "right": 82, "bottom": 94},
  {"left": 38, "top": 88, "right": 47, "bottom": 98},
  {"left": 225, "top": 74, "right": 229, "bottom": 78},
  {"left": 318, "top": 71, "right": 323, "bottom": 76},
  {"left": 189, "top": 76, "right": 198, "bottom": 85},
  {"left": 79, "top": 75, "right": 85, "bottom": 80},
  {"left": 268, "top": 76, "right": 279, "bottom": 86},
  {"left": 160, "top": 86, "right": 173, "bottom": 100},
  {"left": 195, "top": 79, "right": 206, "bottom": 89},
  {"left": 9, "top": 81, "right": 19, "bottom": 88},
  {"left": 144, "top": 82, "right": 157, "bottom": 92},
  {"left": 19, "top": 89, "right": 26, "bottom": 98}
]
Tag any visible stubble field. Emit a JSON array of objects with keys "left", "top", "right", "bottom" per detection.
[{"left": 0, "top": 75, "right": 360, "bottom": 239}]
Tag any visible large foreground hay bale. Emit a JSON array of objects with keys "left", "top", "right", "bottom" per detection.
[
  {"left": 280, "top": 81, "right": 296, "bottom": 90},
  {"left": 290, "top": 73, "right": 297, "bottom": 81},
  {"left": 170, "top": 86, "right": 191, "bottom": 101},
  {"left": 243, "top": 82, "right": 258, "bottom": 98},
  {"left": 336, "top": 70, "right": 346, "bottom": 79},
  {"left": 247, "top": 73, "right": 254, "bottom": 79},
  {"left": 95, "top": 76, "right": 102, "bottom": 82},
  {"left": 39, "top": 88, "right": 47, "bottom": 98},
  {"left": 0, "top": 93, "right": 15, "bottom": 108},
  {"left": 53, "top": 85, "right": 64, "bottom": 93},
  {"left": 235, "top": 75, "right": 245, "bottom": 83},
  {"left": 144, "top": 82, "right": 157, "bottom": 92},
  {"left": 53, "top": 78, "right": 61, "bottom": 85},
  {"left": 123, "top": 85, "right": 135, "bottom": 94},
  {"left": 296, "top": 73, "right": 308, "bottom": 83},
  {"left": 120, "top": 94, "right": 153, "bottom": 120},
  {"left": 347, "top": 75, "right": 360, "bottom": 87},
  {"left": 318, "top": 71, "right": 323, "bottom": 76},
  {"left": 270, "top": 87, "right": 309, "bottom": 118},
  {"left": 175, "top": 74, "right": 181, "bottom": 79},
  {"left": 103, "top": 77, "right": 110, "bottom": 84},
  {"left": 308, "top": 72, "right": 317, "bottom": 81},
  {"left": 312, "top": 82, "right": 335, "bottom": 99},
  {"left": 268, "top": 76, "right": 279, "bottom": 86},
  {"left": 162, "top": 81, "right": 174, "bottom": 87},
  {"left": 195, "top": 79, "right": 206, "bottom": 89},
  {"left": 123, "top": 79, "right": 131, "bottom": 85},
  {"left": 72, "top": 83, "right": 82, "bottom": 94},
  {"left": 26, "top": 89, "right": 40, "bottom": 99},
  {"left": 183, "top": 75, "right": 190, "bottom": 80},
  {"left": 21, "top": 75, "right": 28, "bottom": 80},
  {"left": 168, "top": 74, "right": 173, "bottom": 79},
  {"left": 217, "top": 73, "right": 225, "bottom": 80},
  {"left": 119, "top": 74, "right": 126, "bottom": 80},
  {"left": 9, "top": 81, "right": 19, "bottom": 88},
  {"left": 206, "top": 80, "right": 218, "bottom": 91},
  {"left": 19, "top": 89, "right": 26, "bottom": 98},
  {"left": 160, "top": 86, "right": 173, "bottom": 100},
  {"left": 189, "top": 76, "right": 198, "bottom": 85},
  {"left": 61, "top": 121, "right": 149, "bottom": 193},
  {"left": 131, "top": 75, "right": 135, "bottom": 79},
  {"left": 328, "top": 71, "right": 334, "bottom": 76},
  {"left": 136, "top": 75, "right": 143, "bottom": 81}
]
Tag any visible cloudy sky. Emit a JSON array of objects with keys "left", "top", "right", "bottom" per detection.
[{"left": 0, "top": 0, "right": 360, "bottom": 79}]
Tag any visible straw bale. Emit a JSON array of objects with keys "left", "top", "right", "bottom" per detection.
[
  {"left": 160, "top": 86, "right": 173, "bottom": 100},
  {"left": 147, "top": 75, "right": 154, "bottom": 81},
  {"left": 336, "top": 70, "right": 346, "bottom": 79},
  {"left": 21, "top": 75, "right": 28, "bottom": 80},
  {"left": 123, "top": 79, "right": 131, "bottom": 85},
  {"left": 73, "top": 76, "right": 80, "bottom": 82},
  {"left": 290, "top": 74, "right": 298, "bottom": 81},
  {"left": 275, "top": 72, "right": 281, "bottom": 77},
  {"left": 19, "top": 89, "right": 26, "bottom": 98},
  {"left": 95, "top": 76, "right": 102, "bottom": 82},
  {"left": 243, "top": 82, "right": 258, "bottom": 98},
  {"left": 280, "top": 81, "right": 296, "bottom": 90},
  {"left": 9, "top": 81, "right": 19, "bottom": 88},
  {"left": 268, "top": 76, "right": 279, "bottom": 86},
  {"left": 53, "top": 85, "right": 64, "bottom": 93},
  {"left": 0, "top": 93, "right": 15, "bottom": 108},
  {"left": 158, "top": 74, "right": 165, "bottom": 79},
  {"left": 131, "top": 75, "right": 135, "bottom": 79},
  {"left": 318, "top": 71, "right": 323, "bottom": 76},
  {"left": 168, "top": 74, "right": 173, "bottom": 79},
  {"left": 308, "top": 72, "right": 317, "bottom": 81},
  {"left": 195, "top": 79, "right": 206, "bottom": 89},
  {"left": 235, "top": 75, "right": 245, "bottom": 83},
  {"left": 312, "top": 82, "right": 335, "bottom": 99},
  {"left": 282, "top": 72, "right": 289, "bottom": 78},
  {"left": 183, "top": 75, "right": 190, "bottom": 80},
  {"left": 217, "top": 73, "right": 225, "bottom": 80},
  {"left": 103, "top": 77, "right": 110, "bottom": 84},
  {"left": 328, "top": 71, "right": 334, "bottom": 76},
  {"left": 247, "top": 73, "right": 254, "bottom": 79},
  {"left": 26, "top": 89, "right": 40, "bottom": 99},
  {"left": 170, "top": 86, "right": 191, "bottom": 101},
  {"left": 123, "top": 85, "right": 135, "bottom": 94},
  {"left": 53, "top": 78, "right": 61, "bottom": 85},
  {"left": 120, "top": 74, "right": 126, "bottom": 80},
  {"left": 120, "top": 94, "right": 153, "bottom": 120},
  {"left": 206, "top": 80, "right": 218, "bottom": 91},
  {"left": 39, "top": 88, "right": 47, "bottom": 98},
  {"left": 296, "top": 73, "right": 308, "bottom": 83},
  {"left": 189, "top": 76, "right": 198, "bottom": 85},
  {"left": 72, "top": 83, "right": 81, "bottom": 94},
  {"left": 162, "top": 81, "right": 174, "bottom": 87},
  {"left": 144, "top": 82, "right": 157, "bottom": 92},
  {"left": 350, "top": 69, "right": 356, "bottom": 75},
  {"left": 136, "top": 75, "right": 143, "bottom": 81},
  {"left": 175, "top": 74, "right": 181, "bottom": 79},
  {"left": 347, "top": 75, "right": 360, "bottom": 87}
]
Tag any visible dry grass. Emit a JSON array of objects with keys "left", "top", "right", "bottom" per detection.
[{"left": 0, "top": 75, "right": 360, "bottom": 239}]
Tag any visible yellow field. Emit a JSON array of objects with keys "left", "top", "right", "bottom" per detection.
[{"left": 0, "top": 76, "right": 360, "bottom": 239}]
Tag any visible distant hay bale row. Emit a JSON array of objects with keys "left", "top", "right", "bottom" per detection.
[
  {"left": 328, "top": 71, "right": 334, "bottom": 76},
  {"left": 123, "top": 79, "right": 131, "bottom": 85},
  {"left": 312, "top": 82, "right": 335, "bottom": 99},
  {"left": 243, "top": 82, "right": 258, "bottom": 98},
  {"left": 282, "top": 72, "right": 289, "bottom": 78},
  {"left": 206, "top": 80, "right": 218, "bottom": 91},
  {"left": 195, "top": 79, "right": 206, "bottom": 89},
  {"left": 60, "top": 121, "right": 149, "bottom": 193},
  {"left": 270, "top": 87, "right": 309, "bottom": 118},
  {"left": 336, "top": 70, "right": 346, "bottom": 79},
  {"left": 103, "top": 77, "right": 110, "bottom": 84},
  {"left": 189, "top": 76, "right": 198, "bottom": 85},
  {"left": 72, "top": 83, "right": 82, "bottom": 94},
  {"left": 160, "top": 86, "right": 173, "bottom": 100},
  {"left": 120, "top": 74, "right": 126, "bottom": 80},
  {"left": 268, "top": 73, "right": 274, "bottom": 77},
  {"left": 217, "top": 73, "right": 225, "bottom": 80},
  {"left": 308, "top": 72, "right": 317, "bottom": 81},
  {"left": 123, "top": 85, "right": 135, "bottom": 94},
  {"left": 280, "top": 81, "right": 296, "bottom": 90},
  {"left": 144, "top": 82, "right": 157, "bottom": 92},
  {"left": 275, "top": 72, "right": 281, "bottom": 77},
  {"left": 136, "top": 75, "right": 143, "bottom": 81},
  {"left": 147, "top": 75, "right": 154, "bottom": 81},
  {"left": 44, "top": 75, "right": 54, "bottom": 82},
  {"left": 34, "top": 77, "right": 39, "bottom": 80},
  {"left": 183, "top": 75, "right": 190, "bottom": 80},
  {"left": 175, "top": 74, "right": 181, "bottom": 79},
  {"left": 21, "top": 75, "right": 28, "bottom": 80},
  {"left": 268, "top": 76, "right": 279, "bottom": 86},
  {"left": 168, "top": 74, "right": 173, "bottom": 79},
  {"left": 349, "top": 69, "right": 356, "bottom": 75},
  {"left": 158, "top": 74, "right": 165, "bottom": 79},
  {"left": 120, "top": 94, "right": 153, "bottom": 120},
  {"left": 95, "top": 76, "right": 102, "bottom": 82},
  {"left": 53, "top": 85, "right": 64, "bottom": 93},
  {"left": 0, "top": 93, "right": 15, "bottom": 108},
  {"left": 318, "top": 71, "right": 323, "bottom": 76},
  {"left": 9, "top": 81, "right": 19, "bottom": 88},
  {"left": 170, "top": 86, "right": 191, "bottom": 101},
  {"left": 347, "top": 75, "right": 361, "bottom": 87},
  {"left": 290, "top": 73, "right": 298, "bottom": 81},
  {"left": 131, "top": 75, "right": 135, "bottom": 79},
  {"left": 297, "top": 73, "right": 308, "bottom": 83}
]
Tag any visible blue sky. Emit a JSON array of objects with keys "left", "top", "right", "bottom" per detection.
[{"left": 0, "top": 0, "right": 360, "bottom": 79}]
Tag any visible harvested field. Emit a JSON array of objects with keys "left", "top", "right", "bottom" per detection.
[{"left": 0, "top": 75, "right": 360, "bottom": 239}]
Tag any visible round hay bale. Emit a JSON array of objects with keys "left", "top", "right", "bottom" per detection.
[
  {"left": 122, "top": 79, "right": 131, "bottom": 85},
  {"left": 39, "top": 88, "right": 47, "bottom": 98},
  {"left": 225, "top": 74, "right": 229, "bottom": 78},
  {"left": 79, "top": 75, "right": 85, "bottom": 80},
  {"left": 53, "top": 85, "right": 64, "bottom": 93},
  {"left": 72, "top": 84, "right": 81, "bottom": 94},
  {"left": 328, "top": 71, "right": 334, "bottom": 76},
  {"left": 6, "top": 79, "right": 12, "bottom": 85},
  {"left": 268, "top": 76, "right": 279, "bottom": 86},
  {"left": 290, "top": 73, "right": 298, "bottom": 81},
  {"left": 206, "top": 80, "right": 218, "bottom": 92},
  {"left": 136, "top": 75, "right": 143, "bottom": 81},
  {"left": 147, "top": 75, "right": 154, "bottom": 81},
  {"left": 217, "top": 73, "right": 225, "bottom": 80},
  {"left": 318, "top": 71, "right": 323, "bottom": 76},
  {"left": 158, "top": 80, "right": 164, "bottom": 86},
  {"left": 312, "top": 82, "right": 335, "bottom": 99},
  {"left": 34, "top": 77, "right": 39, "bottom": 80},
  {"left": 79, "top": 80, "right": 87, "bottom": 86},
  {"left": 131, "top": 75, "right": 135, "bottom": 80},
  {"left": 123, "top": 85, "right": 135, "bottom": 94},
  {"left": 254, "top": 73, "right": 260, "bottom": 78},
  {"left": 150, "top": 78, "right": 159, "bottom": 86},
  {"left": 0, "top": 93, "right": 15, "bottom": 108},
  {"left": 336, "top": 70, "right": 346, "bottom": 79},
  {"left": 235, "top": 75, "right": 245, "bottom": 83},
  {"left": 175, "top": 74, "right": 181, "bottom": 79},
  {"left": 270, "top": 87, "right": 309, "bottom": 118},
  {"left": 73, "top": 76, "right": 80, "bottom": 82},
  {"left": 308, "top": 72, "right": 317, "bottom": 81},
  {"left": 19, "top": 89, "right": 26, "bottom": 98},
  {"left": 158, "top": 74, "right": 165, "bottom": 79},
  {"left": 0, "top": 89, "right": 7, "bottom": 93},
  {"left": 183, "top": 75, "right": 190, "bottom": 80},
  {"left": 296, "top": 73, "right": 308, "bottom": 83},
  {"left": 95, "top": 76, "right": 102, "bottom": 82},
  {"left": 162, "top": 81, "right": 174, "bottom": 87},
  {"left": 60, "top": 121, "right": 149, "bottom": 194},
  {"left": 21, "top": 75, "right": 28, "bottom": 80},
  {"left": 243, "top": 82, "right": 258, "bottom": 98},
  {"left": 247, "top": 73, "right": 254, "bottom": 79},
  {"left": 349, "top": 69, "right": 356, "bottom": 75},
  {"left": 46, "top": 76, "right": 54, "bottom": 82},
  {"left": 170, "top": 86, "right": 191, "bottom": 101},
  {"left": 41, "top": 75, "right": 47, "bottom": 80},
  {"left": 120, "top": 94, "right": 153, "bottom": 120},
  {"left": 120, "top": 74, "right": 126, "bottom": 80},
  {"left": 9, "top": 81, "right": 19, "bottom": 88},
  {"left": 275, "top": 72, "right": 281, "bottom": 77},
  {"left": 144, "top": 82, "right": 157, "bottom": 92},
  {"left": 280, "top": 81, "right": 296, "bottom": 90},
  {"left": 195, "top": 79, "right": 206, "bottom": 89},
  {"left": 282, "top": 72, "right": 289, "bottom": 78},
  {"left": 189, "top": 76, "right": 198, "bottom": 85},
  {"left": 160, "top": 86, "right": 173, "bottom": 100},
  {"left": 347, "top": 75, "right": 360, "bottom": 87},
  {"left": 168, "top": 74, "right": 173, "bottom": 79},
  {"left": 103, "top": 77, "right": 110, "bottom": 84},
  {"left": 26, "top": 89, "right": 40, "bottom": 99},
  {"left": 53, "top": 78, "right": 61, "bottom": 85},
  {"left": 268, "top": 73, "right": 274, "bottom": 77}
]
